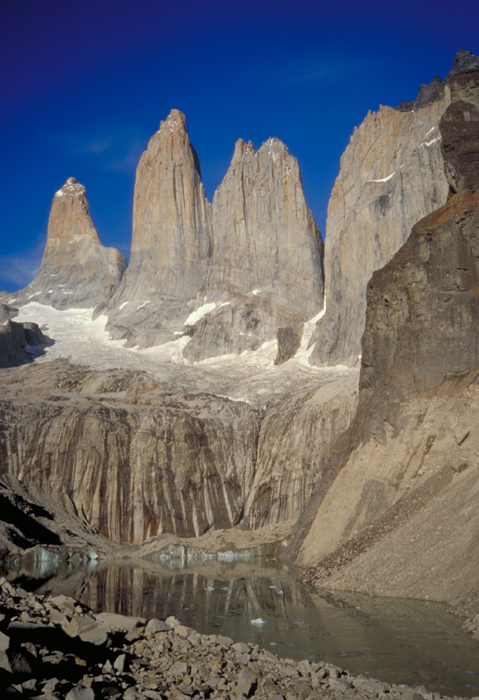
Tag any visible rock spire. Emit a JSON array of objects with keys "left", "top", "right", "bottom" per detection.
[
  {"left": 103, "top": 109, "right": 213, "bottom": 348},
  {"left": 183, "top": 137, "right": 324, "bottom": 361},
  {"left": 1, "top": 177, "right": 127, "bottom": 310}
]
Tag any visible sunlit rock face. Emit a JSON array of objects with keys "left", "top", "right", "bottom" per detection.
[
  {"left": 293, "top": 59, "right": 479, "bottom": 613},
  {"left": 244, "top": 372, "right": 358, "bottom": 529},
  {"left": 309, "top": 80, "right": 450, "bottom": 367},
  {"left": 103, "top": 110, "right": 213, "bottom": 348},
  {"left": 183, "top": 137, "right": 324, "bottom": 361},
  {"left": 1, "top": 178, "right": 127, "bottom": 310},
  {"left": 0, "top": 362, "right": 259, "bottom": 543}
]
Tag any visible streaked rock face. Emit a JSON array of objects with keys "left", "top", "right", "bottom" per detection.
[
  {"left": 1, "top": 178, "right": 127, "bottom": 310},
  {"left": 104, "top": 110, "right": 213, "bottom": 348},
  {"left": 0, "top": 362, "right": 259, "bottom": 543},
  {"left": 184, "top": 138, "right": 324, "bottom": 361},
  {"left": 309, "top": 81, "right": 450, "bottom": 367},
  {"left": 244, "top": 372, "right": 358, "bottom": 528}
]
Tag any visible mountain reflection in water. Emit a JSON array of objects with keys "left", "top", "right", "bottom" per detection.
[{"left": 3, "top": 556, "right": 479, "bottom": 697}]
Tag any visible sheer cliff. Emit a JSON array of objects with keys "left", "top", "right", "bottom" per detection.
[
  {"left": 294, "top": 60, "right": 479, "bottom": 613},
  {"left": 183, "top": 138, "right": 324, "bottom": 361},
  {"left": 0, "top": 361, "right": 260, "bottom": 543},
  {"left": 309, "top": 78, "right": 450, "bottom": 367}
]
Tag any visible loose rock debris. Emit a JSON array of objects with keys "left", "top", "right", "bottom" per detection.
[{"left": 0, "top": 578, "right": 468, "bottom": 699}]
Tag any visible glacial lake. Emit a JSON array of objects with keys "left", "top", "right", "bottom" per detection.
[{"left": 3, "top": 555, "right": 479, "bottom": 697}]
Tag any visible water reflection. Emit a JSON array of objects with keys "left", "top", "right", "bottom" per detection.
[{"left": 3, "top": 556, "right": 479, "bottom": 697}]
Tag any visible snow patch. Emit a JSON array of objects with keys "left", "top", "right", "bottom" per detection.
[
  {"left": 119, "top": 301, "right": 128, "bottom": 310},
  {"left": 367, "top": 172, "right": 395, "bottom": 183},
  {"left": 136, "top": 301, "right": 150, "bottom": 311},
  {"left": 185, "top": 302, "right": 216, "bottom": 326},
  {"left": 425, "top": 137, "right": 441, "bottom": 147}
]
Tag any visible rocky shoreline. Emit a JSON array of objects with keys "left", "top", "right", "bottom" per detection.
[{"left": 0, "top": 578, "right": 473, "bottom": 700}]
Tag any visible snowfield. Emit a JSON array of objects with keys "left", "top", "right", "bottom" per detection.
[{"left": 14, "top": 302, "right": 356, "bottom": 408}]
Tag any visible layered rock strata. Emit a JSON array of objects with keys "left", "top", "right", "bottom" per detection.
[
  {"left": 104, "top": 110, "right": 213, "bottom": 348},
  {"left": 184, "top": 138, "right": 324, "bottom": 361},
  {"left": 1, "top": 178, "right": 127, "bottom": 310},
  {"left": 309, "top": 76, "right": 450, "bottom": 367},
  {"left": 294, "top": 63, "right": 479, "bottom": 614},
  {"left": 0, "top": 361, "right": 259, "bottom": 543}
]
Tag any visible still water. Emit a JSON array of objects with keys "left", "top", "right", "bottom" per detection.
[{"left": 4, "top": 556, "right": 479, "bottom": 697}]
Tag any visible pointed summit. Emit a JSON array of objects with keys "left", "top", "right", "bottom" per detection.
[
  {"left": 1, "top": 178, "right": 127, "bottom": 310},
  {"left": 104, "top": 110, "right": 212, "bottom": 347},
  {"left": 183, "top": 135, "right": 324, "bottom": 361}
]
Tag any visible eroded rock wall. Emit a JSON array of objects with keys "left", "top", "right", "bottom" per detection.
[
  {"left": 0, "top": 362, "right": 259, "bottom": 543},
  {"left": 244, "top": 372, "right": 358, "bottom": 528}
]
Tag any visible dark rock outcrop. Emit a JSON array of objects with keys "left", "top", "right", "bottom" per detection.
[
  {"left": 0, "top": 320, "right": 48, "bottom": 368},
  {"left": 0, "top": 304, "right": 18, "bottom": 324}
]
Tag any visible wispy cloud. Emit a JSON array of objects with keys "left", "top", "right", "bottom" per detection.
[
  {"left": 273, "top": 58, "right": 375, "bottom": 87},
  {"left": 0, "top": 241, "right": 45, "bottom": 291},
  {"left": 54, "top": 127, "right": 148, "bottom": 174}
]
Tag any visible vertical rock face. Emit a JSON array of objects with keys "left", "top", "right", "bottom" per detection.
[
  {"left": 361, "top": 64, "right": 479, "bottom": 399},
  {"left": 104, "top": 110, "right": 212, "bottom": 348},
  {"left": 183, "top": 138, "right": 324, "bottom": 361},
  {"left": 309, "top": 81, "right": 450, "bottom": 367},
  {"left": 293, "top": 61, "right": 479, "bottom": 611},
  {"left": 244, "top": 372, "right": 358, "bottom": 528},
  {"left": 1, "top": 178, "right": 127, "bottom": 310}
]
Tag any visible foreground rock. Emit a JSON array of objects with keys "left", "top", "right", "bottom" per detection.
[
  {"left": 0, "top": 578, "right": 467, "bottom": 699},
  {"left": 1, "top": 178, "right": 127, "bottom": 311}
]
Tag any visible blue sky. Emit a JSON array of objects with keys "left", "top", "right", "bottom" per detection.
[{"left": 1, "top": 0, "right": 478, "bottom": 292}]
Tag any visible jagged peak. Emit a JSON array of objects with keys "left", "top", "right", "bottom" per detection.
[
  {"left": 54, "top": 177, "right": 86, "bottom": 198},
  {"left": 447, "top": 50, "right": 479, "bottom": 79},
  {"left": 231, "top": 138, "right": 256, "bottom": 162},
  {"left": 158, "top": 109, "right": 188, "bottom": 134},
  {"left": 259, "top": 137, "right": 289, "bottom": 156}
]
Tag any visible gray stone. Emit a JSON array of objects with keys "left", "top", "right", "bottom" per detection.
[
  {"left": 235, "top": 667, "right": 256, "bottom": 697},
  {"left": 65, "top": 689, "right": 95, "bottom": 700},
  {"left": 0, "top": 631, "right": 10, "bottom": 652},
  {"left": 145, "top": 618, "right": 172, "bottom": 635},
  {"left": 97, "top": 612, "right": 146, "bottom": 633},
  {"left": 113, "top": 653, "right": 127, "bottom": 673}
]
